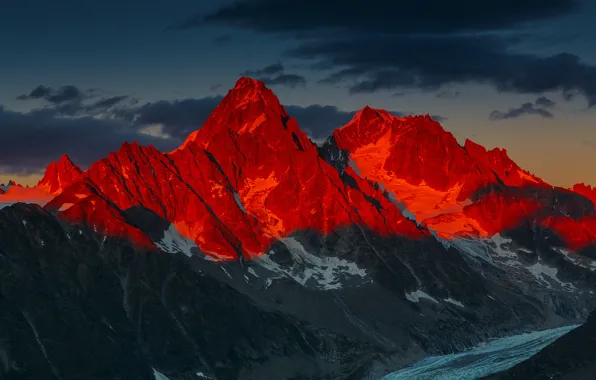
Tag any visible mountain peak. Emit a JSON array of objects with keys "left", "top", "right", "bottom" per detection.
[
  {"left": 234, "top": 76, "right": 267, "bottom": 91},
  {"left": 58, "top": 153, "right": 75, "bottom": 166},
  {"left": 36, "top": 154, "right": 83, "bottom": 195},
  {"left": 353, "top": 105, "right": 392, "bottom": 123},
  {"left": 176, "top": 77, "right": 289, "bottom": 152}
]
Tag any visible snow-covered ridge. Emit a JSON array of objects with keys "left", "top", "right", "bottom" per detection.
[{"left": 254, "top": 237, "right": 370, "bottom": 290}]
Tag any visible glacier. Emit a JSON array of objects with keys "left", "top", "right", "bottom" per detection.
[{"left": 382, "top": 324, "right": 579, "bottom": 380}]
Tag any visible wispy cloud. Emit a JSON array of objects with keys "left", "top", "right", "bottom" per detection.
[{"left": 489, "top": 96, "right": 556, "bottom": 120}]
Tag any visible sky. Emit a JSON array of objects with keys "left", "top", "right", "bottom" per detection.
[{"left": 1, "top": 0, "right": 596, "bottom": 187}]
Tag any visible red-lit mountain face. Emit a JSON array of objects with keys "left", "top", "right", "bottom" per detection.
[
  {"left": 331, "top": 108, "right": 596, "bottom": 250},
  {"left": 32, "top": 77, "right": 596, "bottom": 258},
  {"left": 46, "top": 78, "right": 424, "bottom": 260},
  {"left": 36, "top": 154, "right": 83, "bottom": 195}
]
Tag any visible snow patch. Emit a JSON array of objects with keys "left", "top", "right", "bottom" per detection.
[
  {"left": 489, "top": 236, "right": 576, "bottom": 291},
  {"left": 220, "top": 266, "right": 232, "bottom": 279},
  {"left": 490, "top": 234, "right": 515, "bottom": 258},
  {"left": 247, "top": 267, "right": 259, "bottom": 278},
  {"left": 153, "top": 369, "right": 170, "bottom": 380},
  {"left": 405, "top": 289, "right": 438, "bottom": 304},
  {"left": 559, "top": 248, "right": 596, "bottom": 271},
  {"left": 527, "top": 259, "right": 575, "bottom": 290},
  {"left": 155, "top": 224, "right": 198, "bottom": 257},
  {"left": 444, "top": 298, "right": 465, "bottom": 307},
  {"left": 255, "top": 237, "right": 370, "bottom": 290},
  {"left": 449, "top": 236, "right": 494, "bottom": 263}
]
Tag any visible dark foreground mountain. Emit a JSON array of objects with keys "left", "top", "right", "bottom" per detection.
[
  {"left": 2, "top": 78, "right": 596, "bottom": 379},
  {"left": 2, "top": 202, "right": 595, "bottom": 380}
]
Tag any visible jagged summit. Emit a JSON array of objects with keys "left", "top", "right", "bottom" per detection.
[
  {"left": 234, "top": 76, "right": 268, "bottom": 90},
  {"left": 176, "top": 76, "right": 288, "bottom": 153},
  {"left": 36, "top": 153, "right": 83, "bottom": 195}
]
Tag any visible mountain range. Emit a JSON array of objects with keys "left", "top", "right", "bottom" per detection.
[{"left": 1, "top": 77, "right": 596, "bottom": 379}]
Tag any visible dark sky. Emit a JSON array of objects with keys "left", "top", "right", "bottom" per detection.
[{"left": 1, "top": 0, "right": 596, "bottom": 187}]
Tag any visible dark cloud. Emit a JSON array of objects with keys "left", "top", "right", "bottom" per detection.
[
  {"left": 535, "top": 96, "right": 556, "bottom": 108},
  {"left": 489, "top": 97, "right": 556, "bottom": 120},
  {"left": 87, "top": 95, "right": 129, "bottom": 111},
  {"left": 436, "top": 91, "right": 460, "bottom": 98},
  {"left": 17, "top": 85, "right": 85, "bottom": 105},
  {"left": 242, "top": 63, "right": 307, "bottom": 88},
  {"left": 47, "top": 85, "right": 84, "bottom": 104},
  {"left": 0, "top": 106, "right": 179, "bottom": 174},
  {"left": 175, "top": 0, "right": 578, "bottom": 35},
  {"left": 259, "top": 74, "right": 307, "bottom": 88},
  {"left": 287, "top": 36, "right": 596, "bottom": 105},
  {"left": 172, "top": 0, "right": 596, "bottom": 106},
  {"left": 209, "top": 84, "right": 223, "bottom": 92},
  {"left": 243, "top": 62, "right": 285, "bottom": 77},
  {"left": 563, "top": 89, "right": 580, "bottom": 101},
  {"left": 127, "top": 97, "right": 223, "bottom": 139},
  {"left": 16, "top": 85, "right": 52, "bottom": 100},
  {"left": 17, "top": 85, "right": 135, "bottom": 117}
]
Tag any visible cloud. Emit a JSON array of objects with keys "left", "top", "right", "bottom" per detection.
[
  {"left": 259, "top": 74, "right": 306, "bottom": 88},
  {"left": 17, "top": 85, "right": 84, "bottom": 104},
  {"left": 535, "top": 95, "right": 556, "bottom": 108},
  {"left": 126, "top": 97, "right": 223, "bottom": 139},
  {"left": 209, "top": 84, "right": 223, "bottom": 92},
  {"left": 16, "top": 85, "right": 51, "bottom": 100},
  {"left": 0, "top": 106, "right": 179, "bottom": 174},
  {"left": 87, "top": 95, "right": 129, "bottom": 111},
  {"left": 17, "top": 85, "right": 135, "bottom": 116},
  {"left": 489, "top": 97, "right": 556, "bottom": 120},
  {"left": 242, "top": 63, "right": 307, "bottom": 88},
  {"left": 243, "top": 62, "right": 285, "bottom": 77},
  {"left": 175, "top": 0, "right": 578, "bottom": 35},
  {"left": 172, "top": 0, "right": 596, "bottom": 106},
  {"left": 287, "top": 36, "right": 596, "bottom": 105},
  {"left": 436, "top": 91, "right": 460, "bottom": 98}
]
